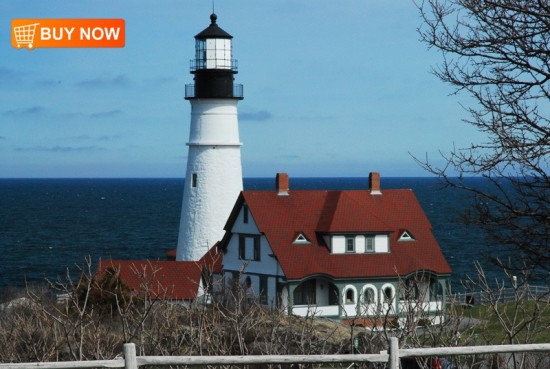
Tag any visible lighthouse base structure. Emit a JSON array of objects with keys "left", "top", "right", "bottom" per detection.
[{"left": 176, "top": 99, "right": 243, "bottom": 262}]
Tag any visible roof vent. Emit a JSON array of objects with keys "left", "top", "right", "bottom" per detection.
[
  {"left": 293, "top": 232, "right": 311, "bottom": 244},
  {"left": 369, "top": 172, "right": 381, "bottom": 195},
  {"left": 276, "top": 173, "right": 289, "bottom": 196},
  {"left": 398, "top": 230, "right": 415, "bottom": 242}
]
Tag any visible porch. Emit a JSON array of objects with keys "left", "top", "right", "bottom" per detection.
[
  {"left": 290, "top": 277, "right": 340, "bottom": 318},
  {"left": 288, "top": 275, "right": 448, "bottom": 320}
]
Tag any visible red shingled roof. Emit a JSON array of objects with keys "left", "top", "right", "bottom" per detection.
[
  {"left": 200, "top": 242, "right": 224, "bottom": 273},
  {"left": 97, "top": 260, "right": 203, "bottom": 300},
  {"left": 222, "top": 189, "right": 452, "bottom": 281},
  {"left": 98, "top": 244, "right": 223, "bottom": 300}
]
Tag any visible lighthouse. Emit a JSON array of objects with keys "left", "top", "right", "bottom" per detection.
[{"left": 176, "top": 13, "right": 244, "bottom": 261}]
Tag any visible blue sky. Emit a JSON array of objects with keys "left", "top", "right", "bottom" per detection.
[{"left": 0, "top": 1, "right": 481, "bottom": 178}]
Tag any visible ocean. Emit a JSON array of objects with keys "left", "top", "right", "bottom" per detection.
[{"left": 0, "top": 177, "right": 499, "bottom": 293}]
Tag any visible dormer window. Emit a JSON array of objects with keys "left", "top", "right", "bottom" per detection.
[
  {"left": 345, "top": 237, "right": 355, "bottom": 253},
  {"left": 365, "top": 236, "right": 375, "bottom": 252},
  {"left": 330, "top": 234, "right": 388, "bottom": 254},
  {"left": 293, "top": 232, "right": 311, "bottom": 245},
  {"left": 399, "top": 230, "right": 415, "bottom": 242}
]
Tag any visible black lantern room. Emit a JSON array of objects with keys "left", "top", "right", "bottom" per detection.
[{"left": 185, "top": 14, "right": 243, "bottom": 100}]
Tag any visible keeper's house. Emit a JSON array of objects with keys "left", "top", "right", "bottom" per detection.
[{"left": 218, "top": 172, "right": 452, "bottom": 324}]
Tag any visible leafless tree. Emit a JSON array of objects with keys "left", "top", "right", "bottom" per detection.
[
  {"left": 458, "top": 261, "right": 550, "bottom": 368},
  {"left": 415, "top": 0, "right": 550, "bottom": 278}
]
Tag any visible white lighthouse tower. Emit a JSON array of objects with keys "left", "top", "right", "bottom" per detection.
[{"left": 176, "top": 13, "right": 244, "bottom": 261}]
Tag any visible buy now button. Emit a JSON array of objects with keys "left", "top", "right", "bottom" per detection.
[{"left": 12, "top": 19, "right": 125, "bottom": 49}]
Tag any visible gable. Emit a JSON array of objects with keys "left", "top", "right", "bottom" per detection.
[{"left": 230, "top": 201, "right": 260, "bottom": 234}]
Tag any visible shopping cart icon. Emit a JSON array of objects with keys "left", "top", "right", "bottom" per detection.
[{"left": 13, "top": 23, "right": 40, "bottom": 49}]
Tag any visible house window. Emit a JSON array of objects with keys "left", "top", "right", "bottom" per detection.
[
  {"left": 346, "top": 237, "right": 355, "bottom": 253},
  {"left": 434, "top": 280, "right": 444, "bottom": 301},
  {"left": 294, "top": 279, "right": 316, "bottom": 305},
  {"left": 401, "top": 279, "right": 420, "bottom": 301},
  {"left": 364, "top": 288, "right": 375, "bottom": 304},
  {"left": 345, "top": 288, "right": 355, "bottom": 304},
  {"left": 192, "top": 173, "right": 198, "bottom": 187},
  {"left": 328, "top": 283, "right": 339, "bottom": 305},
  {"left": 243, "top": 205, "right": 249, "bottom": 224},
  {"left": 365, "top": 236, "right": 375, "bottom": 252},
  {"left": 259, "top": 276, "right": 268, "bottom": 305},
  {"left": 238, "top": 234, "right": 261, "bottom": 261},
  {"left": 384, "top": 286, "right": 394, "bottom": 301}
]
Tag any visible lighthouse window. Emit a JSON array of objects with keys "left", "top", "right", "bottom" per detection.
[
  {"left": 195, "top": 39, "right": 206, "bottom": 69},
  {"left": 192, "top": 173, "right": 197, "bottom": 187}
]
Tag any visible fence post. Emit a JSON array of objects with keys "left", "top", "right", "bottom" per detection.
[
  {"left": 389, "top": 337, "right": 399, "bottom": 369},
  {"left": 124, "top": 342, "right": 138, "bottom": 369}
]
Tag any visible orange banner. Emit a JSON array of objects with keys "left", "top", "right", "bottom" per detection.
[{"left": 12, "top": 19, "right": 125, "bottom": 49}]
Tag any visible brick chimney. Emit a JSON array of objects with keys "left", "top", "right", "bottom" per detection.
[
  {"left": 369, "top": 172, "right": 381, "bottom": 195},
  {"left": 276, "top": 173, "right": 289, "bottom": 196}
]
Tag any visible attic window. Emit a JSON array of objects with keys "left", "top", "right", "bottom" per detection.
[
  {"left": 293, "top": 232, "right": 311, "bottom": 245},
  {"left": 398, "top": 230, "right": 415, "bottom": 242},
  {"left": 243, "top": 205, "right": 249, "bottom": 224}
]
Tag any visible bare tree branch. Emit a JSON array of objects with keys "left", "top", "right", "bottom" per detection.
[{"left": 414, "top": 0, "right": 550, "bottom": 278}]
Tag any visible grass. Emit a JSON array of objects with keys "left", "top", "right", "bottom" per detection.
[{"left": 457, "top": 300, "right": 550, "bottom": 344}]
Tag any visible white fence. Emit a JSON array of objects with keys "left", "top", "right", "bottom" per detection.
[
  {"left": 3, "top": 339, "right": 550, "bottom": 369},
  {"left": 453, "top": 285, "right": 550, "bottom": 306}
]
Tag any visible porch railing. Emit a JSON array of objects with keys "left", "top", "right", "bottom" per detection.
[{"left": 292, "top": 304, "right": 339, "bottom": 317}]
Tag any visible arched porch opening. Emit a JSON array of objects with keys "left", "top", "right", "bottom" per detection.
[
  {"left": 397, "top": 271, "right": 445, "bottom": 316},
  {"left": 291, "top": 277, "right": 339, "bottom": 317},
  {"left": 399, "top": 271, "right": 440, "bottom": 303}
]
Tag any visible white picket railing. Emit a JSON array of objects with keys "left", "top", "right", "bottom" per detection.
[{"left": 3, "top": 339, "right": 550, "bottom": 369}]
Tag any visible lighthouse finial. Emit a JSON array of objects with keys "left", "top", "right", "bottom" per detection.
[{"left": 210, "top": 0, "right": 216, "bottom": 23}]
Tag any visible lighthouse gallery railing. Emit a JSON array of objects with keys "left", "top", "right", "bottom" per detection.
[{"left": 185, "top": 83, "right": 243, "bottom": 99}]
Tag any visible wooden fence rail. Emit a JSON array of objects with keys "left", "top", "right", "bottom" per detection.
[
  {"left": 453, "top": 285, "right": 550, "bottom": 306},
  {"left": 3, "top": 339, "right": 550, "bottom": 369}
]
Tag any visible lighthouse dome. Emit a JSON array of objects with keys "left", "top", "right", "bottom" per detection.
[{"left": 195, "top": 13, "right": 233, "bottom": 39}]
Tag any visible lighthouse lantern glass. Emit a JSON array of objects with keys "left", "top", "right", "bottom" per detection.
[
  {"left": 195, "top": 39, "right": 207, "bottom": 69},
  {"left": 195, "top": 38, "right": 232, "bottom": 70}
]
